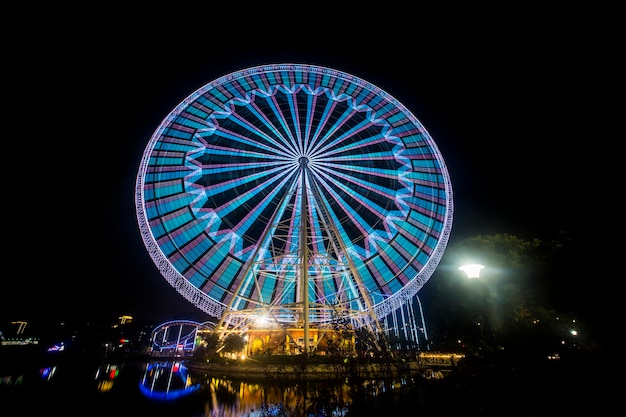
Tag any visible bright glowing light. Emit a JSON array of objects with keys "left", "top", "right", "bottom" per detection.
[
  {"left": 46, "top": 342, "right": 65, "bottom": 352},
  {"left": 255, "top": 315, "right": 269, "bottom": 326},
  {"left": 459, "top": 264, "right": 485, "bottom": 279}
]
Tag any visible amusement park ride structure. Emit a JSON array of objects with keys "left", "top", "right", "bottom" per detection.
[{"left": 136, "top": 64, "right": 453, "bottom": 355}]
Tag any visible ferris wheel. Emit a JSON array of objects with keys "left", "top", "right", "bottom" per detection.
[{"left": 135, "top": 64, "right": 453, "bottom": 333}]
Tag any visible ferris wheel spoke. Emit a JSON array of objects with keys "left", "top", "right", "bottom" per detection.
[
  {"left": 244, "top": 101, "right": 300, "bottom": 157},
  {"left": 264, "top": 93, "right": 301, "bottom": 153},
  {"left": 305, "top": 95, "right": 340, "bottom": 155},
  {"left": 312, "top": 168, "right": 399, "bottom": 234}
]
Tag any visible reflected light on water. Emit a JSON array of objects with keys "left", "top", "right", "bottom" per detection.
[
  {"left": 138, "top": 360, "right": 354, "bottom": 416},
  {"left": 39, "top": 365, "right": 57, "bottom": 381},
  {"left": 95, "top": 363, "right": 120, "bottom": 393},
  {"left": 202, "top": 376, "right": 350, "bottom": 417},
  {"left": 139, "top": 361, "right": 201, "bottom": 400}
]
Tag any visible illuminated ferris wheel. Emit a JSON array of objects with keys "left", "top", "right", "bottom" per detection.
[{"left": 135, "top": 64, "right": 453, "bottom": 335}]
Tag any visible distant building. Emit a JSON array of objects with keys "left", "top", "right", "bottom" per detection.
[{"left": 0, "top": 321, "right": 40, "bottom": 347}]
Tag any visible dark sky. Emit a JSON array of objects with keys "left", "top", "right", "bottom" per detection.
[{"left": 2, "top": 10, "right": 616, "bottom": 332}]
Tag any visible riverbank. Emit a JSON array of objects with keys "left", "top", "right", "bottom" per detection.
[{"left": 187, "top": 356, "right": 433, "bottom": 380}]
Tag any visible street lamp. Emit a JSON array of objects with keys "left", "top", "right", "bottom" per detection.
[
  {"left": 458, "top": 264, "right": 485, "bottom": 279},
  {"left": 458, "top": 263, "right": 492, "bottom": 352}
]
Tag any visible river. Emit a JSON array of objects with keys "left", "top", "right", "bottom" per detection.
[
  {"left": 0, "top": 348, "right": 422, "bottom": 416},
  {"left": 1, "top": 346, "right": 604, "bottom": 416}
]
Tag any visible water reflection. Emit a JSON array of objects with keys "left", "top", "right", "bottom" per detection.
[
  {"left": 136, "top": 360, "right": 354, "bottom": 416},
  {"left": 2, "top": 353, "right": 414, "bottom": 416},
  {"left": 39, "top": 365, "right": 57, "bottom": 382},
  {"left": 139, "top": 360, "right": 201, "bottom": 400},
  {"left": 95, "top": 362, "right": 120, "bottom": 393},
  {"left": 134, "top": 359, "right": 426, "bottom": 416},
  {"left": 1, "top": 348, "right": 597, "bottom": 416},
  {"left": 199, "top": 376, "right": 351, "bottom": 416}
]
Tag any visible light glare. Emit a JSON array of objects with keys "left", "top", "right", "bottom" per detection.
[{"left": 459, "top": 264, "right": 485, "bottom": 279}]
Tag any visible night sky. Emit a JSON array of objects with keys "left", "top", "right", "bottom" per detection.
[{"left": 2, "top": 9, "right": 615, "bottom": 341}]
